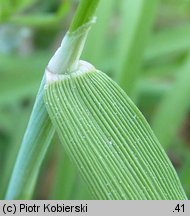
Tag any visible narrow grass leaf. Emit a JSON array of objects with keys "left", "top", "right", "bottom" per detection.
[
  {"left": 115, "top": 0, "right": 157, "bottom": 95},
  {"left": 145, "top": 24, "right": 190, "bottom": 62},
  {"left": 82, "top": 0, "right": 115, "bottom": 67},
  {"left": 152, "top": 54, "right": 190, "bottom": 150}
]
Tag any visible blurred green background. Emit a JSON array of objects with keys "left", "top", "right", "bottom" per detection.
[{"left": 0, "top": 0, "right": 190, "bottom": 199}]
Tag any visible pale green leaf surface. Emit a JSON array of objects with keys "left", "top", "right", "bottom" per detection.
[{"left": 44, "top": 69, "right": 187, "bottom": 200}]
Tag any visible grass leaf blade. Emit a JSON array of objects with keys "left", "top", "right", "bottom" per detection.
[{"left": 44, "top": 67, "right": 187, "bottom": 200}]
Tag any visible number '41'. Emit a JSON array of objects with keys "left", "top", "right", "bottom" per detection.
[{"left": 174, "top": 204, "right": 184, "bottom": 212}]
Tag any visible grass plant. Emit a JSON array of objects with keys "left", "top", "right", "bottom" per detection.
[{"left": 1, "top": 0, "right": 189, "bottom": 200}]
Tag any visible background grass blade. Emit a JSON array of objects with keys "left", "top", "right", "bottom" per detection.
[
  {"left": 115, "top": 0, "right": 157, "bottom": 95},
  {"left": 179, "top": 155, "right": 190, "bottom": 199},
  {"left": 82, "top": 0, "right": 115, "bottom": 67},
  {"left": 152, "top": 53, "right": 190, "bottom": 150},
  {"left": 145, "top": 24, "right": 190, "bottom": 62},
  {"left": 0, "top": 52, "right": 49, "bottom": 105},
  {"left": 8, "top": 1, "right": 70, "bottom": 28},
  {"left": 0, "top": 107, "right": 30, "bottom": 199}
]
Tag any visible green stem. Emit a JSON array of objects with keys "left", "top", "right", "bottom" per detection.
[
  {"left": 69, "top": 0, "right": 100, "bottom": 32},
  {"left": 47, "top": 0, "right": 100, "bottom": 76},
  {"left": 5, "top": 77, "right": 54, "bottom": 199}
]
